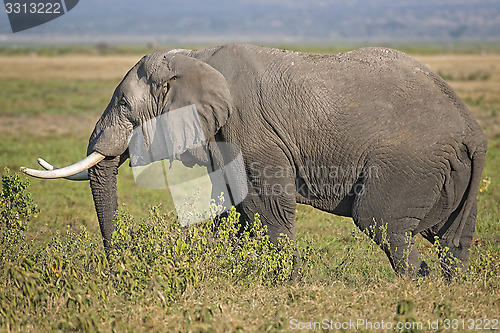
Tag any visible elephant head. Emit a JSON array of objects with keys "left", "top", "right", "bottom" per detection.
[{"left": 21, "top": 50, "right": 233, "bottom": 249}]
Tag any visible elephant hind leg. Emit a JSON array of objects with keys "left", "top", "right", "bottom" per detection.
[
  {"left": 422, "top": 232, "right": 472, "bottom": 281},
  {"left": 385, "top": 230, "right": 431, "bottom": 277},
  {"left": 356, "top": 215, "right": 431, "bottom": 277},
  {"left": 350, "top": 164, "right": 438, "bottom": 277},
  {"left": 422, "top": 201, "right": 476, "bottom": 281}
]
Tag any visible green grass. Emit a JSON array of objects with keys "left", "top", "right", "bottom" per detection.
[
  {"left": 1, "top": 49, "right": 499, "bottom": 331},
  {"left": 0, "top": 44, "right": 162, "bottom": 56},
  {"left": 2, "top": 41, "right": 500, "bottom": 57},
  {"left": 1, "top": 133, "right": 174, "bottom": 239},
  {"left": 0, "top": 79, "right": 114, "bottom": 116}
]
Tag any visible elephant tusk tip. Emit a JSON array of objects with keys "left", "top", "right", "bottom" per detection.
[
  {"left": 19, "top": 166, "right": 46, "bottom": 178},
  {"left": 20, "top": 166, "right": 32, "bottom": 173},
  {"left": 20, "top": 166, "right": 33, "bottom": 176},
  {"left": 37, "top": 158, "right": 53, "bottom": 170}
]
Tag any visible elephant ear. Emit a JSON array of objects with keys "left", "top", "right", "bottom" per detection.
[{"left": 147, "top": 53, "right": 233, "bottom": 140}]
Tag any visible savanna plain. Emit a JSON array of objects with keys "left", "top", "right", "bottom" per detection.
[{"left": 0, "top": 45, "right": 499, "bottom": 332}]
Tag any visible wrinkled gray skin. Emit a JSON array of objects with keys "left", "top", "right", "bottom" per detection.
[{"left": 87, "top": 44, "right": 486, "bottom": 279}]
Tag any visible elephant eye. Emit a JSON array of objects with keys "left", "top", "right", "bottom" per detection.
[{"left": 118, "top": 97, "right": 129, "bottom": 108}]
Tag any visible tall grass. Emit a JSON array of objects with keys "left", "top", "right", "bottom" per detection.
[{"left": 1, "top": 170, "right": 499, "bottom": 331}]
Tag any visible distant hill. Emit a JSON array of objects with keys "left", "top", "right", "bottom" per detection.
[{"left": 1, "top": 0, "right": 499, "bottom": 43}]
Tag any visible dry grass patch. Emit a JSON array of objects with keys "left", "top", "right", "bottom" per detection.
[{"left": 0, "top": 55, "right": 141, "bottom": 81}]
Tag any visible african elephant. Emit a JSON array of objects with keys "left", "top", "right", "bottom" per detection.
[{"left": 22, "top": 44, "right": 487, "bottom": 279}]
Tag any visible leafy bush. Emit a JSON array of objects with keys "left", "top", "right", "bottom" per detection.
[
  {"left": 2, "top": 169, "right": 497, "bottom": 331},
  {"left": 0, "top": 172, "right": 297, "bottom": 330},
  {"left": 110, "top": 205, "right": 296, "bottom": 298},
  {"left": 109, "top": 207, "right": 198, "bottom": 303},
  {"left": 0, "top": 169, "right": 38, "bottom": 262}
]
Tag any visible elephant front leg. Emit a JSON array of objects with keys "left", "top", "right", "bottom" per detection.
[{"left": 240, "top": 163, "right": 301, "bottom": 280}]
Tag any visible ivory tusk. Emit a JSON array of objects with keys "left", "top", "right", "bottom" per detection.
[
  {"left": 37, "top": 158, "right": 90, "bottom": 181},
  {"left": 20, "top": 152, "right": 105, "bottom": 179},
  {"left": 36, "top": 158, "right": 53, "bottom": 171}
]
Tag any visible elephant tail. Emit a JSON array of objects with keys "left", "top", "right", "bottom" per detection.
[{"left": 450, "top": 142, "right": 486, "bottom": 248}]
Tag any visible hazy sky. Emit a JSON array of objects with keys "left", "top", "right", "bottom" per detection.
[{"left": 1, "top": 0, "right": 499, "bottom": 43}]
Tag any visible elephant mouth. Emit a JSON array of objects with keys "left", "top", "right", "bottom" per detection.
[
  {"left": 20, "top": 151, "right": 105, "bottom": 180},
  {"left": 178, "top": 145, "right": 213, "bottom": 168},
  {"left": 179, "top": 151, "right": 198, "bottom": 168}
]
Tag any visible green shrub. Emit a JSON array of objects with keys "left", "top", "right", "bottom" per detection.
[
  {"left": 0, "top": 169, "right": 38, "bottom": 230},
  {"left": 0, "top": 169, "right": 39, "bottom": 263},
  {"left": 0, "top": 169, "right": 499, "bottom": 330},
  {"left": 109, "top": 207, "right": 198, "bottom": 303},
  {"left": 0, "top": 173, "right": 298, "bottom": 330},
  {"left": 110, "top": 205, "right": 296, "bottom": 296}
]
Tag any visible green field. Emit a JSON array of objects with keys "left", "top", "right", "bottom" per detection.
[{"left": 1, "top": 46, "right": 499, "bottom": 332}]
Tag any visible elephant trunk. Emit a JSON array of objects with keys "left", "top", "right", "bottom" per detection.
[{"left": 88, "top": 155, "right": 122, "bottom": 250}]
